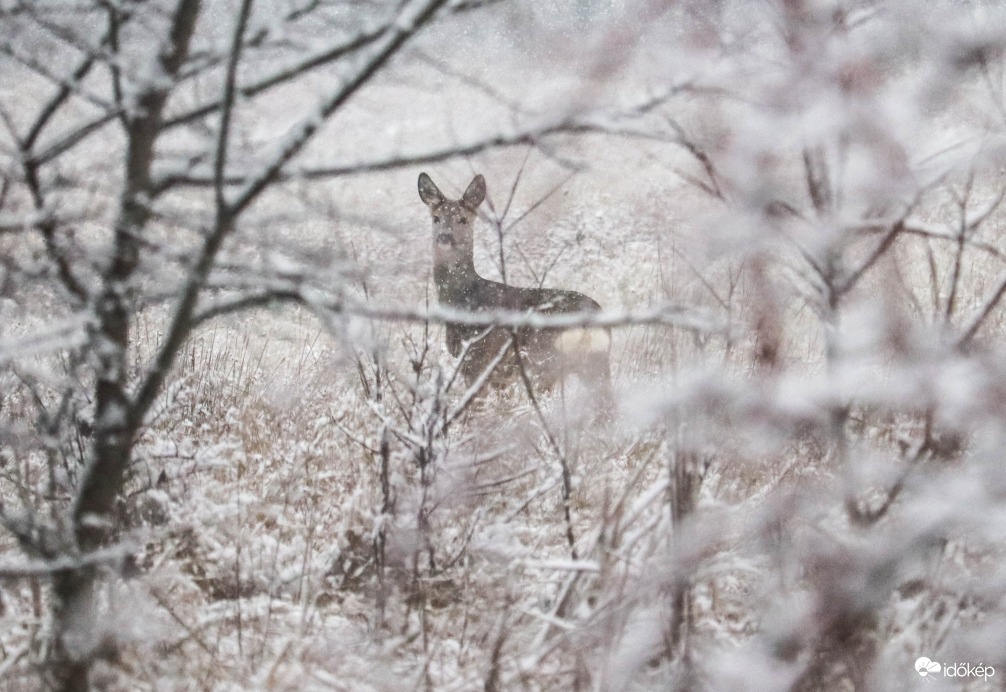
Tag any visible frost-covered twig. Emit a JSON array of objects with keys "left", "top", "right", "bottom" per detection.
[
  {"left": 442, "top": 332, "right": 514, "bottom": 429},
  {"left": 0, "top": 543, "right": 135, "bottom": 579},
  {"left": 0, "top": 315, "right": 93, "bottom": 365},
  {"left": 344, "top": 302, "right": 720, "bottom": 333}
]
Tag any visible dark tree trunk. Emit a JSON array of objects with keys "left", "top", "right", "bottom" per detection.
[{"left": 46, "top": 3, "right": 202, "bottom": 689}]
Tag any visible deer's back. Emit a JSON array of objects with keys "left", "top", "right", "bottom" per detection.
[
  {"left": 441, "top": 276, "right": 599, "bottom": 313},
  {"left": 442, "top": 277, "right": 604, "bottom": 387}
]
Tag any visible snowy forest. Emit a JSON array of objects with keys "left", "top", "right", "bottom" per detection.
[{"left": 3, "top": 0, "right": 1006, "bottom": 690}]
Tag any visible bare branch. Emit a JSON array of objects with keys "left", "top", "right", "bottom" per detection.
[
  {"left": 157, "top": 119, "right": 662, "bottom": 191},
  {"left": 957, "top": 271, "right": 1006, "bottom": 350},
  {"left": 0, "top": 42, "right": 117, "bottom": 114},
  {"left": 225, "top": 0, "right": 452, "bottom": 219},
  {"left": 836, "top": 219, "right": 904, "bottom": 296},
  {"left": 214, "top": 0, "right": 254, "bottom": 212},
  {"left": 162, "top": 22, "right": 387, "bottom": 130}
]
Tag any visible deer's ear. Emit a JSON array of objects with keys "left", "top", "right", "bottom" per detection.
[
  {"left": 462, "top": 174, "right": 486, "bottom": 210},
  {"left": 418, "top": 173, "right": 444, "bottom": 207}
]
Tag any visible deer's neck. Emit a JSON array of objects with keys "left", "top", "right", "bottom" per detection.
[{"left": 434, "top": 260, "right": 481, "bottom": 306}]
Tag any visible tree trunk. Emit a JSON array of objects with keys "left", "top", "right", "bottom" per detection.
[{"left": 46, "top": 3, "right": 202, "bottom": 688}]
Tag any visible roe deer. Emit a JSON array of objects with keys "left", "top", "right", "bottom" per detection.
[{"left": 418, "top": 172, "right": 612, "bottom": 407}]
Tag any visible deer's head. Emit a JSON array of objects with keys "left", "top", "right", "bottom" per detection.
[{"left": 418, "top": 172, "right": 485, "bottom": 272}]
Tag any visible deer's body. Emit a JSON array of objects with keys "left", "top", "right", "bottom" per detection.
[{"left": 419, "top": 172, "right": 612, "bottom": 401}]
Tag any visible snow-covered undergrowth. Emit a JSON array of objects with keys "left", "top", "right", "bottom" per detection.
[{"left": 7, "top": 183, "right": 1006, "bottom": 691}]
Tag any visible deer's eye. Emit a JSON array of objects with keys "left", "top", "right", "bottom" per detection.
[
  {"left": 433, "top": 215, "right": 441, "bottom": 223},
  {"left": 459, "top": 217, "right": 467, "bottom": 224}
]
